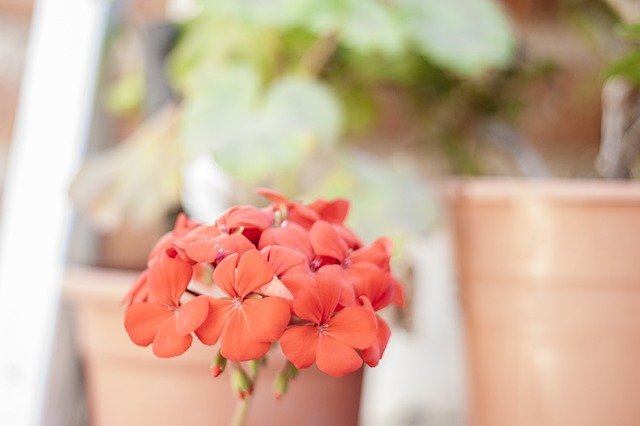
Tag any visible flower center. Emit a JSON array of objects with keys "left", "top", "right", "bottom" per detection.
[
  {"left": 233, "top": 297, "right": 243, "bottom": 308},
  {"left": 318, "top": 323, "right": 329, "bottom": 334},
  {"left": 310, "top": 259, "right": 322, "bottom": 272}
]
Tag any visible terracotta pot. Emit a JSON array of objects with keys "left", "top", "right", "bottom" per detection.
[
  {"left": 64, "top": 266, "right": 363, "bottom": 426},
  {"left": 448, "top": 179, "right": 640, "bottom": 426}
]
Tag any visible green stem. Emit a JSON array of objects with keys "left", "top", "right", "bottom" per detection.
[
  {"left": 229, "top": 360, "right": 263, "bottom": 426},
  {"left": 230, "top": 396, "right": 251, "bottom": 426}
]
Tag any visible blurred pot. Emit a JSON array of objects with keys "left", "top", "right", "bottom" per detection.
[
  {"left": 449, "top": 179, "right": 640, "bottom": 426},
  {"left": 64, "top": 266, "right": 362, "bottom": 426}
]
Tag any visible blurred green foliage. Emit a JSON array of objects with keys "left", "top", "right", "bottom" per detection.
[
  {"left": 106, "top": 0, "right": 519, "bottom": 240},
  {"left": 607, "top": 23, "right": 640, "bottom": 85}
]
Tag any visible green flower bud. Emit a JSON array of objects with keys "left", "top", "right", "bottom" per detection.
[
  {"left": 231, "top": 368, "right": 254, "bottom": 400},
  {"left": 273, "top": 362, "right": 299, "bottom": 399},
  {"left": 210, "top": 351, "right": 227, "bottom": 378}
]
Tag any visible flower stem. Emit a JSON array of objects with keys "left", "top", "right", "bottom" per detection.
[
  {"left": 230, "top": 396, "right": 251, "bottom": 426},
  {"left": 229, "top": 359, "right": 264, "bottom": 426}
]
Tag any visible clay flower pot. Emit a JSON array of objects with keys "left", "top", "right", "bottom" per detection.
[
  {"left": 449, "top": 179, "right": 640, "bottom": 426},
  {"left": 64, "top": 266, "right": 363, "bottom": 426}
]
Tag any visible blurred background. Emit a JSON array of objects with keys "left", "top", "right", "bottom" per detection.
[{"left": 1, "top": 0, "right": 640, "bottom": 425}]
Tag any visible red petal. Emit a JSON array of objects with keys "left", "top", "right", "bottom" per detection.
[
  {"left": 256, "top": 188, "right": 289, "bottom": 204},
  {"left": 280, "top": 271, "right": 316, "bottom": 296},
  {"left": 175, "top": 295, "right": 210, "bottom": 335},
  {"left": 173, "top": 212, "right": 200, "bottom": 233},
  {"left": 235, "top": 249, "right": 274, "bottom": 297},
  {"left": 148, "top": 232, "right": 178, "bottom": 265},
  {"left": 292, "top": 286, "right": 323, "bottom": 324},
  {"left": 309, "top": 198, "right": 350, "bottom": 224},
  {"left": 392, "top": 276, "right": 405, "bottom": 307},
  {"left": 213, "top": 252, "right": 239, "bottom": 297},
  {"left": 315, "top": 266, "right": 344, "bottom": 320},
  {"left": 362, "top": 316, "right": 391, "bottom": 367},
  {"left": 350, "top": 237, "right": 392, "bottom": 270},
  {"left": 255, "top": 276, "right": 294, "bottom": 301},
  {"left": 347, "top": 263, "right": 392, "bottom": 310},
  {"left": 216, "top": 205, "right": 270, "bottom": 231},
  {"left": 316, "top": 334, "right": 363, "bottom": 377},
  {"left": 220, "top": 310, "right": 271, "bottom": 361},
  {"left": 332, "top": 224, "right": 363, "bottom": 249},
  {"left": 258, "top": 225, "right": 314, "bottom": 260},
  {"left": 319, "top": 264, "right": 356, "bottom": 307},
  {"left": 280, "top": 326, "right": 319, "bottom": 369},
  {"left": 123, "top": 270, "right": 149, "bottom": 307},
  {"left": 214, "top": 233, "right": 256, "bottom": 261},
  {"left": 152, "top": 316, "right": 193, "bottom": 357},
  {"left": 327, "top": 305, "right": 378, "bottom": 349},
  {"left": 308, "top": 220, "right": 348, "bottom": 261},
  {"left": 261, "top": 245, "right": 309, "bottom": 277},
  {"left": 147, "top": 254, "right": 193, "bottom": 307},
  {"left": 124, "top": 302, "right": 172, "bottom": 346},
  {"left": 181, "top": 232, "right": 254, "bottom": 264},
  {"left": 195, "top": 298, "right": 234, "bottom": 345},
  {"left": 172, "top": 225, "right": 221, "bottom": 261},
  {"left": 288, "top": 203, "right": 320, "bottom": 229},
  {"left": 241, "top": 297, "right": 291, "bottom": 342}
]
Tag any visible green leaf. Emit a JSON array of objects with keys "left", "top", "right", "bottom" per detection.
[
  {"left": 202, "top": 0, "right": 313, "bottom": 28},
  {"left": 399, "top": 0, "right": 515, "bottom": 77},
  {"left": 340, "top": 0, "right": 405, "bottom": 55},
  {"left": 167, "top": 15, "right": 280, "bottom": 92},
  {"left": 304, "top": 0, "right": 405, "bottom": 55},
  {"left": 615, "top": 23, "right": 640, "bottom": 40},
  {"left": 265, "top": 76, "right": 341, "bottom": 148},
  {"left": 105, "top": 71, "right": 145, "bottom": 114},
  {"left": 181, "top": 66, "right": 342, "bottom": 184},
  {"left": 181, "top": 66, "right": 260, "bottom": 156},
  {"left": 607, "top": 51, "right": 640, "bottom": 86},
  {"left": 312, "top": 151, "right": 436, "bottom": 244}
]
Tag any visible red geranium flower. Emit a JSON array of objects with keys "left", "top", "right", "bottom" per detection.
[
  {"left": 195, "top": 249, "right": 291, "bottom": 361},
  {"left": 122, "top": 189, "right": 405, "bottom": 398},
  {"left": 257, "top": 189, "right": 359, "bottom": 246},
  {"left": 124, "top": 254, "right": 209, "bottom": 357},
  {"left": 308, "top": 197, "right": 350, "bottom": 224},
  {"left": 123, "top": 213, "right": 200, "bottom": 306},
  {"left": 362, "top": 315, "right": 391, "bottom": 367},
  {"left": 280, "top": 269, "right": 377, "bottom": 377},
  {"left": 215, "top": 205, "right": 271, "bottom": 243},
  {"left": 171, "top": 205, "right": 269, "bottom": 264},
  {"left": 257, "top": 188, "right": 320, "bottom": 229},
  {"left": 258, "top": 222, "right": 355, "bottom": 305},
  {"left": 258, "top": 245, "right": 311, "bottom": 299},
  {"left": 355, "top": 276, "right": 394, "bottom": 367},
  {"left": 172, "top": 225, "right": 254, "bottom": 264}
]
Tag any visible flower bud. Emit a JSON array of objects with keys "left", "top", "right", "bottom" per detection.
[
  {"left": 273, "top": 371, "right": 288, "bottom": 400},
  {"left": 231, "top": 368, "right": 254, "bottom": 399},
  {"left": 284, "top": 361, "right": 298, "bottom": 380},
  {"left": 210, "top": 351, "right": 227, "bottom": 378},
  {"left": 273, "top": 362, "right": 299, "bottom": 399}
]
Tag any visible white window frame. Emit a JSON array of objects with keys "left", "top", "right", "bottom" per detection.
[{"left": 0, "top": 1, "right": 111, "bottom": 424}]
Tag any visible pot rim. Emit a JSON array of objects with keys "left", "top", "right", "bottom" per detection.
[{"left": 444, "top": 177, "right": 640, "bottom": 204}]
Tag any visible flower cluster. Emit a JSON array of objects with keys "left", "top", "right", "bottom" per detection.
[{"left": 124, "top": 189, "right": 403, "bottom": 384}]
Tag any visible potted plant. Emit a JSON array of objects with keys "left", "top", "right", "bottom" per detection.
[
  {"left": 447, "top": 3, "right": 640, "bottom": 424},
  {"left": 66, "top": 0, "right": 526, "bottom": 424},
  {"left": 67, "top": 188, "right": 403, "bottom": 426},
  {"left": 448, "top": 178, "right": 640, "bottom": 425}
]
